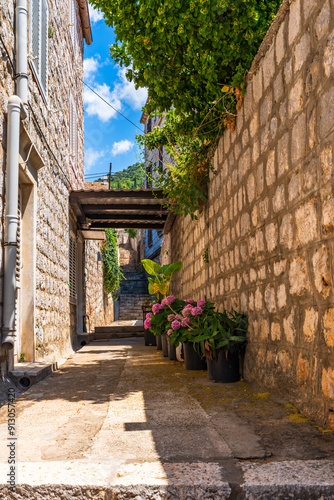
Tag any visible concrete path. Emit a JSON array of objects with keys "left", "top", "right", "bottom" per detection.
[{"left": 0, "top": 338, "right": 333, "bottom": 499}]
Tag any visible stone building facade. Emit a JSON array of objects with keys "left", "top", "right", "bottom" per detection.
[
  {"left": 0, "top": 0, "right": 110, "bottom": 376},
  {"left": 163, "top": 0, "right": 334, "bottom": 428}
]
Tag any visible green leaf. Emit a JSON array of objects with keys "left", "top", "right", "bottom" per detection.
[
  {"left": 163, "top": 261, "right": 183, "bottom": 277},
  {"left": 142, "top": 259, "right": 163, "bottom": 276}
]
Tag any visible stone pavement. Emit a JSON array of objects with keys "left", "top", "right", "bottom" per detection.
[{"left": 0, "top": 338, "right": 333, "bottom": 499}]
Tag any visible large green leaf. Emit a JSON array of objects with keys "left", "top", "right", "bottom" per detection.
[
  {"left": 142, "top": 259, "right": 163, "bottom": 276},
  {"left": 163, "top": 261, "right": 183, "bottom": 278}
]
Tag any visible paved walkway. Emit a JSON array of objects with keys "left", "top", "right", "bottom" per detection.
[{"left": 0, "top": 338, "right": 333, "bottom": 499}]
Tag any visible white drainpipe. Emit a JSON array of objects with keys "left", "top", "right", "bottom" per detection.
[{"left": 1, "top": 0, "right": 28, "bottom": 350}]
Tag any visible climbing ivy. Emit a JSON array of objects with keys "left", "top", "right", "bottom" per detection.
[{"left": 101, "top": 229, "right": 123, "bottom": 297}]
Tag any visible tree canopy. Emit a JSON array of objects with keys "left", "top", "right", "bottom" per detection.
[{"left": 90, "top": 0, "right": 280, "bottom": 134}]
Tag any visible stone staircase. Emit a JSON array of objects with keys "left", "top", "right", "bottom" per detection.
[{"left": 118, "top": 271, "right": 150, "bottom": 321}]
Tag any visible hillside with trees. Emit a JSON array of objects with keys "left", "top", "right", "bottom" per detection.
[{"left": 96, "top": 163, "right": 146, "bottom": 189}]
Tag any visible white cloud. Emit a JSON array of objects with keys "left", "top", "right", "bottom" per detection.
[
  {"left": 88, "top": 4, "right": 103, "bottom": 23},
  {"left": 84, "top": 83, "right": 122, "bottom": 122},
  {"left": 114, "top": 67, "right": 148, "bottom": 110},
  {"left": 83, "top": 67, "right": 148, "bottom": 123},
  {"left": 83, "top": 57, "right": 100, "bottom": 80},
  {"left": 85, "top": 147, "right": 106, "bottom": 170},
  {"left": 111, "top": 140, "right": 134, "bottom": 155}
]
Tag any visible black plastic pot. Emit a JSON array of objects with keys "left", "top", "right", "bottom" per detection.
[
  {"left": 207, "top": 349, "right": 240, "bottom": 383},
  {"left": 167, "top": 337, "right": 177, "bottom": 360},
  {"left": 156, "top": 335, "right": 162, "bottom": 350},
  {"left": 184, "top": 342, "right": 207, "bottom": 370},
  {"left": 161, "top": 335, "right": 168, "bottom": 357},
  {"left": 144, "top": 331, "right": 157, "bottom": 346}
]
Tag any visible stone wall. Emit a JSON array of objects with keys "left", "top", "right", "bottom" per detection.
[
  {"left": 0, "top": 0, "right": 104, "bottom": 373},
  {"left": 164, "top": 0, "right": 334, "bottom": 428},
  {"left": 84, "top": 240, "right": 114, "bottom": 332}
]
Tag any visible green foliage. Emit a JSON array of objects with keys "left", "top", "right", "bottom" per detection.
[
  {"left": 125, "top": 228, "right": 136, "bottom": 238},
  {"left": 142, "top": 258, "right": 183, "bottom": 301},
  {"left": 101, "top": 229, "right": 124, "bottom": 297},
  {"left": 191, "top": 310, "right": 248, "bottom": 360},
  {"left": 91, "top": 0, "right": 281, "bottom": 217},
  {"left": 137, "top": 110, "right": 216, "bottom": 218},
  {"left": 96, "top": 163, "right": 145, "bottom": 189},
  {"left": 89, "top": 0, "right": 280, "bottom": 134}
]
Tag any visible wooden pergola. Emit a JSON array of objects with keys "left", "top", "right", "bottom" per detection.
[{"left": 69, "top": 188, "right": 175, "bottom": 236}]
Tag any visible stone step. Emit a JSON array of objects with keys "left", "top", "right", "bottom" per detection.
[{"left": 1, "top": 460, "right": 333, "bottom": 499}]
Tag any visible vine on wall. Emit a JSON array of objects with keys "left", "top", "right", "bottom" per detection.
[{"left": 101, "top": 229, "right": 124, "bottom": 297}]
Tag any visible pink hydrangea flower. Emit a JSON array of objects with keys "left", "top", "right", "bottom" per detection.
[
  {"left": 184, "top": 299, "right": 195, "bottom": 303},
  {"left": 182, "top": 304, "right": 193, "bottom": 317},
  {"left": 197, "top": 300, "right": 206, "bottom": 307},
  {"left": 152, "top": 303, "right": 163, "bottom": 314},
  {"left": 144, "top": 319, "right": 152, "bottom": 329},
  {"left": 167, "top": 329, "right": 173, "bottom": 336},
  {"left": 181, "top": 318, "right": 190, "bottom": 327},
  {"left": 167, "top": 314, "right": 175, "bottom": 322},
  {"left": 191, "top": 306, "right": 203, "bottom": 316},
  {"left": 166, "top": 295, "right": 175, "bottom": 305},
  {"left": 171, "top": 320, "right": 181, "bottom": 330},
  {"left": 146, "top": 312, "right": 153, "bottom": 319},
  {"left": 161, "top": 298, "right": 168, "bottom": 306}
]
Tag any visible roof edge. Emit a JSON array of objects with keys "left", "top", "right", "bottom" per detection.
[{"left": 77, "top": 0, "right": 93, "bottom": 45}]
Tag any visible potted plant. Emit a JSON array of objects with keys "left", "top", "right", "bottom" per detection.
[
  {"left": 165, "top": 299, "right": 214, "bottom": 370},
  {"left": 193, "top": 310, "right": 248, "bottom": 382},
  {"left": 142, "top": 259, "right": 183, "bottom": 350}
]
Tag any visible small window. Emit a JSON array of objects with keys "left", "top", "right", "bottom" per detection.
[
  {"left": 30, "top": 0, "right": 49, "bottom": 102},
  {"left": 69, "top": 233, "right": 77, "bottom": 303},
  {"left": 69, "top": 91, "right": 78, "bottom": 173}
]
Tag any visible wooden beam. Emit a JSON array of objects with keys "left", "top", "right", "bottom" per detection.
[
  {"left": 82, "top": 203, "right": 167, "bottom": 212},
  {"left": 71, "top": 189, "right": 165, "bottom": 202},
  {"left": 89, "top": 222, "right": 165, "bottom": 230},
  {"left": 87, "top": 213, "right": 167, "bottom": 222}
]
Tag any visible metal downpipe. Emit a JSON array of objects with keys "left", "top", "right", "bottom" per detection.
[
  {"left": 1, "top": 0, "right": 27, "bottom": 350},
  {"left": 2, "top": 96, "right": 21, "bottom": 350}
]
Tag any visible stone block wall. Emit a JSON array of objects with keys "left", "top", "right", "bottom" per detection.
[
  {"left": 0, "top": 0, "right": 102, "bottom": 372},
  {"left": 84, "top": 240, "right": 113, "bottom": 332},
  {"left": 164, "top": 0, "right": 334, "bottom": 428}
]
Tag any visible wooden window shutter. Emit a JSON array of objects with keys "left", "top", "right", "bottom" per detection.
[
  {"left": 30, "top": 0, "right": 48, "bottom": 101},
  {"left": 69, "top": 234, "right": 77, "bottom": 303},
  {"left": 30, "top": 0, "right": 41, "bottom": 76}
]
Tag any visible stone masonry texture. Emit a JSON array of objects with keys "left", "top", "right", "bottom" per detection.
[
  {"left": 0, "top": 0, "right": 109, "bottom": 374},
  {"left": 164, "top": 0, "right": 334, "bottom": 429}
]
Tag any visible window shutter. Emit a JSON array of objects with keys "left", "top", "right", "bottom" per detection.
[
  {"left": 30, "top": 0, "right": 48, "bottom": 101},
  {"left": 40, "top": 0, "right": 48, "bottom": 96},
  {"left": 69, "top": 234, "right": 77, "bottom": 303},
  {"left": 30, "top": 0, "right": 41, "bottom": 76}
]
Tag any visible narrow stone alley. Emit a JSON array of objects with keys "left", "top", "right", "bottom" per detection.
[{"left": 0, "top": 336, "right": 333, "bottom": 499}]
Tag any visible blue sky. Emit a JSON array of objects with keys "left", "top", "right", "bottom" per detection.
[{"left": 83, "top": 6, "right": 147, "bottom": 180}]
